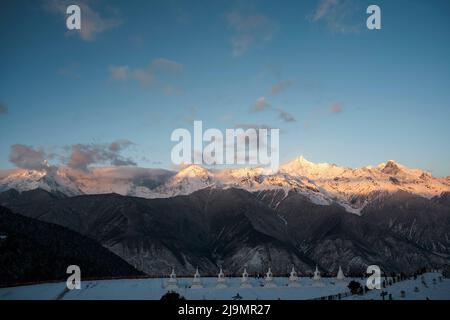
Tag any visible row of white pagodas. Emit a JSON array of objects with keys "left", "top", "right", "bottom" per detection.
[
  {"left": 165, "top": 265, "right": 347, "bottom": 289},
  {"left": 165, "top": 267, "right": 226, "bottom": 289}
]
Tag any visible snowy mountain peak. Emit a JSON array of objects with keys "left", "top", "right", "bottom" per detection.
[
  {"left": 292, "top": 155, "right": 315, "bottom": 166},
  {"left": 175, "top": 165, "right": 212, "bottom": 178},
  {"left": 280, "top": 156, "right": 346, "bottom": 178},
  {"left": 379, "top": 160, "right": 402, "bottom": 175},
  {"left": 0, "top": 168, "right": 81, "bottom": 196},
  {"left": 288, "top": 156, "right": 322, "bottom": 167}
]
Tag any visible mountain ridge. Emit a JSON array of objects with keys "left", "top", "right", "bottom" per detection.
[
  {"left": 1, "top": 187, "right": 449, "bottom": 276},
  {"left": 1, "top": 156, "right": 449, "bottom": 214}
]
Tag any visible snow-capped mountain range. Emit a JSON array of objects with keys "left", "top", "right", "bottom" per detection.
[{"left": 1, "top": 156, "right": 449, "bottom": 214}]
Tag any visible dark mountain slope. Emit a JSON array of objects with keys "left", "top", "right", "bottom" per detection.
[
  {"left": 0, "top": 189, "right": 313, "bottom": 275},
  {"left": 1, "top": 188, "right": 449, "bottom": 276},
  {"left": 271, "top": 190, "right": 450, "bottom": 274},
  {"left": 362, "top": 191, "right": 450, "bottom": 255},
  {"left": 0, "top": 206, "right": 143, "bottom": 286}
]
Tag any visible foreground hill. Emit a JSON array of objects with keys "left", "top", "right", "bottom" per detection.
[{"left": 0, "top": 206, "right": 143, "bottom": 286}]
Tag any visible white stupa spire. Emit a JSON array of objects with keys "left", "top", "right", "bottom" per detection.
[
  {"left": 240, "top": 266, "right": 252, "bottom": 288},
  {"left": 312, "top": 265, "right": 324, "bottom": 287},
  {"left": 216, "top": 267, "right": 227, "bottom": 288},
  {"left": 166, "top": 267, "right": 178, "bottom": 289},
  {"left": 313, "top": 266, "right": 321, "bottom": 280},
  {"left": 336, "top": 266, "right": 345, "bottom": 281},
  {"left": 288, "top": 265, "right": 300, "bottom": 287},
  {"left": 264, "top": 267, "right": 277, "bottom": 288},
  {"left": 191, "top": 267, "right": 203, "bottom": 289}
]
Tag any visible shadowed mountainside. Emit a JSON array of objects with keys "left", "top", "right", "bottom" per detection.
[
  {"left": 0, "top": 205, "right": 143, "bottom": 286},
  {"left": 1, "top": 187, "right": 449, "bottom": 276}
]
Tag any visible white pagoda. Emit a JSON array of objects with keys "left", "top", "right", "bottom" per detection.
[
  {"left": 336, "top": 266, "right": 345, "bottom": 282},
  {"left": 190, "top": 267, "right": 203, "bottom": 289},
  {"left": 312, "top": 266, "right": 324, "bottom": 287},
  {"left": 288, "top": 266, "right": 300, "bottom": 287},
  {"left": 216, "top": 268, "right": 227, "bottom": 288},
  {"left": 166, "top": 267, "right": 178, "bottom": 289},
  {"left": 240, "top": 267, "right": 252, "bottom": 288},
  {"left": 264, "top": 267, "right": 277, "bottom": 288}
]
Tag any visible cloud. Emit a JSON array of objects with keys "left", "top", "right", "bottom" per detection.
[
  {"left": 251, "top": 97, "right": 270, "bottom": 112},
  {"left": 271, "top": 80, "right": 292, "bottom": 95},
  {"left": 109, "top": 139, "right": 134, "bottom": 152},
  {"left": 0, "top": 169, "right": 21, "bottom": 179},
  {"left": 9, "top": 145, "right": 49, "bottom": 170},
  {"left": 66, "top": 140, "right": 136, "bottom": 171},
  {"left": 276, "top": 108, "right": 296, "bottom": 122},
  {"left": 109, "top": 65, "right": 130, "bottom": 81},
  {"left": 330, "top": 103, "right": 343, "bottom": 114},
  {"left": 310, "top": 0, "right": 361, "bottom": 34},
  {"left": 109, "top": 58, "right": 183, "bottom": 88},
  {"left": 250, "top": 97, "right": 296, "bottom": 122},
  {"left": 8, "top": 140, "right": 140, "bottom": 172},
  {"left": 89, "top": 167, "right": 174, "bottom": 188},
  {"left": 132, "top": 68, "right": 155, "bottom": 87},
  {"left": 227, "top": 10, "right": 278, "bottom": 57},
  {"left": 312, "top": 0, "right": 339, "bottom": 21},
  {"left": 43, "top": 0, "right": 122, "bottom": 41},
  {"left": 151, "top": 58, "right": 184, "bottom": 74},
  {"left": 0, "top": 103, "right": 8, "bottom": 115}
]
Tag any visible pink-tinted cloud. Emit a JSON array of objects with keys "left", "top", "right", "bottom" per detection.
[
  {"left": 67, "top": 140, "right": 136, "bottom": 171},
  {"left": 310, "top": 0, "right": 361, "bottom": 34},
  {"left": 9, "top": 145, "right": 49, "bottom": 170},
  {"left": 271, "top": 80, "right": 292, "bottom": 95},
  {"left": 251, "top": 97, "right": 270, "bottom": 112},
  {"left": 227, "top": 10, "right": 278, "bottom": 57},
  {"left": 276, "top": 108, "right": 296, "bottom": 122},
  {"left": 330, "top": 103, "right": 343, "bottom": 114}
]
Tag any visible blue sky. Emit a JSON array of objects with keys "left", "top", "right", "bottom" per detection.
[{"left": 0, "top": 0, "right": 449, "bottom": 175}]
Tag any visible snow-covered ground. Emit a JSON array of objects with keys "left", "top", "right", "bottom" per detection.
[
  {"left": 0, "top": 277, "right": 350, "bottom": 300},
  {"left": 345, "top": 272, "right": 450, "bottom": 300},
  {"left": 1, "top": 273, "right": 448, "bottom": 300}
]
